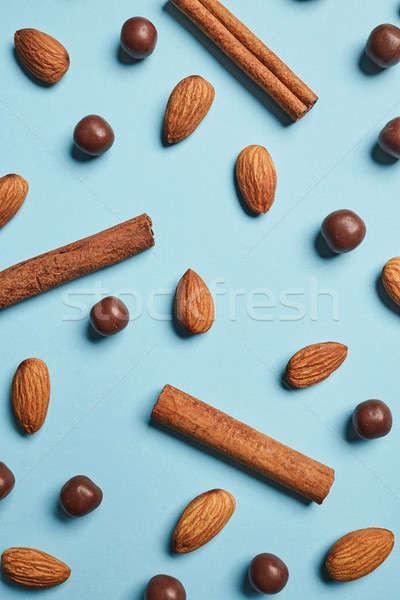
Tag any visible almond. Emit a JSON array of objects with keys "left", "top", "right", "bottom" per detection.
[
  {"left": 2, "top": 547, "right": 70, "bottom": 588},
  {"left": 286, "top": 342, "right": 347, "bottom": 388},
  {"left": 14, "top": 28, "right": 70, "bottom": 84},
  {"left": 0, "top": 174, "right": 28, "bottom": 228},
  {"left": 236, "top": 145, "right": 277, "bottom": 214},
  {"left": 173, "top": 489, "right": 235, "bottom": 553},
  {"left": 163, "top": 75, "right": 215, "bottom": 144},
  {"left": 382, "top": 257, "right": 400, "bottom": 305},
  {"left": 12, "top": 358, "right": 50, "bottom": 434},
  {"left": 325, "top": 528, "right": 394, "bottom": 582},
  {"left": 174, "top": 268, "right": 215, "bottom": 334}
]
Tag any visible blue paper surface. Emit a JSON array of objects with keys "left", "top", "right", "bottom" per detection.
[{"left": 0, "top": 0, "right": 399, "bottom": 597}]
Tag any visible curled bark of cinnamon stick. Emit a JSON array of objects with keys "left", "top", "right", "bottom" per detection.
[
  {"left": 0, "top": 214, "right": 154, "bottom": 309},
  {"left": 170, "top": 0, "right": 318, "bottom": 120},
  {"left": 152, "top": 385, "right": 334, "bottom": 504}
]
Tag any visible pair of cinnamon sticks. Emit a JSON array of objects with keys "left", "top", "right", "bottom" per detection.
[{"left": 171, "top": 0, "right": 318, "bottom": 121}]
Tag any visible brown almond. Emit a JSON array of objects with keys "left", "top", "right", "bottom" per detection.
[
  {"left": 325, "top": 528, "right": 394, "bottom": 582},
  {"left": 173, "top": 489, "right": 235, "bottom": 553},
  {"left": 12, "top": 358, "right": 50, "bottom": 434},
  {"left": 236, "top": 145, "right": 277, "bottom": 214},
  {"left": 163, "top": 75, "right": 215, "bottom": 144},
  {"left": 174, "top": 269, "right": 215, "bottom": 334},
  {"left": 382, "top": 257, "right": 400, "bottom": 305},
  {"left": 286, "top": 342, "right": 347, "bottom": 388},
  {"left": 14, "top": 28, "right": 70, "bottom": 84},
  {"left": 0, "top": 174, "right": 28, "bottom": 228},
  {"left": 2, "top": 547, "right": 70, "bottom": 588}
]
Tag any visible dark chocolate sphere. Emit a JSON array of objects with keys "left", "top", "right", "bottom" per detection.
[
  {"left": 120, "top": 17, "right": 157, "bottom": 59},
  {"left": 321, "top": 209, "right": 366, "bottom": 253},
  {"left": 366, "top": 24, "right": 400, "bottom": 68},
  {"left": 0, "top": 462, "right": 15, "bottom": 500},
  {"left": 249, "top": 553, "right": 289, "bottom": 594},
  {"left": 73, "top": 115, "right": 114, "bottom": 156},
  {"left": 90, "top": 296, "right": 129, "bottom": 336},
  {"left": 353, "top": 400, "right": 392, "bottom": 440},
  {"left": 60, "top": 475, "right": 103, "bottom": 517},
  {"left": 145, "top": 575, "right": 186, "bottom": 600},
  {"left": 379, "top": 117, "right": 400, "bottom": 159}
]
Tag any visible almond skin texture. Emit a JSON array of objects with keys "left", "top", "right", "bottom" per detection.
[
  {"left": 163, "top": 75, "right": 215, "bottom": 144},
  {"left": 382, "top": 257, "right": 400, "bottom": 306},
  {"left": 174, "top": 269, "right": 215, "bottom": 334},
  {"left": 12, "top": 358, "right": 50, "bottom": 434},
  {"left": 173, "top": 489, "right": 235, "bottom": 553},
  {"left": 236, "top": 145, "right": 277, "bottom": 214},
  {"left": 325, "top": 528, "right": 394, "bottom": 582},
  {"left": 2, "top": 547, "right": 71, "bottom": 588},
  {"left": 286, "top": 342, "right": 347, "bottom": 388},
  {"left": 0, "top": 174, "right": 28, "bottom": 228},
  {"left": 14, "top": 29, "right": 70, "bottom": 84}
]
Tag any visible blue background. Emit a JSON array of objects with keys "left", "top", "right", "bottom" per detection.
[{"left": 1, "top": 0, "right": 400, "bottom": 597}]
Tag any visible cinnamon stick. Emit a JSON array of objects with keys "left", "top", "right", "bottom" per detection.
[
  {"left": 0, "top": 214, "right": 154, "bottom": 309},
  {"left": 152, "top": 385, "right": 334, "bottom": 504},
  {"left": 170, "top": 0, "right": 318, "bottom": 120}
]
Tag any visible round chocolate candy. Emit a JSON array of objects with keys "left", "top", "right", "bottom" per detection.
[
  {"left": 0, "top": 462, "right": 15, "bottom": 500},
  {"left": 60, "top": 475, "right": 103, "bottom": 517},
  {"left": 90, "top": 296, "right": 129, "bottom": 336},
  {"left": 249, "top": 553, "right": 289, "bottom": 595},
  {"left": 366, "top": 24, "right": 400, "bottom": 69},
  {"left": 379, "top": 117, "right": 400, "bottom": 159},
  {"left": 145, "top": 575, "right": 186, "bottom": 600},
  {"left": 73, "top": 115, "right": 114, "bottom": 156},
  {"left": 321, "top": 209, "right": 366, "bottom": 254},
  {"left": 120, "top": 17, "right": 157, "bottom": 59},
  {"left": 353, "top": 400, "right": 392, "bottom": 440}
]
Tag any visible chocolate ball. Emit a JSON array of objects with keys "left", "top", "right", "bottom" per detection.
[
  {"left": 60, "top": 475, "right": 103, "bottom": 517},
  {"left": 379, "top": 117, "right": 400, "bottom": 159},
  {"left": 321, "top": 209, "right": 366, "bottom": 253},
  {"left": 249, "top": 553, "right": 289, "bottom": 595},
  {"left": 0, "top": 462, "right": 15, "bottom": 500},
  {"left": 145, "top": 575, "right": 186, "bottom": 600},
  {"left": 90, "top": 296, "right": 129, "bottom": 336},
  {"left": 353, "top": 400, "right": 392, "bottom": 440},
  {"left": 73, "top": 115, "right": 114, "bottom": 156},
  {"left": 366, "top": 24, "right": 400, "bottom": 68},
  {"left": 120, "top": 17, "right": 157, "bottom": 60}
]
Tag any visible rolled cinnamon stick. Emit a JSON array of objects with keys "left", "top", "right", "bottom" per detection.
[
  {"left": 170, "top": 0, "right": 317, "bottom": 120},
  {"left": 152, "top": 385, "right": 334, "bottom": 504},
  {"left": 0, "top": 214, "right": 154, "bottom": 309}
]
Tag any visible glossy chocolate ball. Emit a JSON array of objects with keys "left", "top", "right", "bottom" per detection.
[
  {"left": 379, "top": 117, "right": 400, "bottom": 159},
  {"left": 73, "top": 115, "right": 114, "bottom": 156},
  {"left": 366, "top": 24, "right": 400, "bottom": 68},
  {"left": 90, "top": 296, "right": 129, "bottom": 336},
  {"left": 0, "top": 462, "right": 15, "bottom": 500},
  {"left": 145, "top": 575, "right": 186, "bottom": 600},
  {"left": 249, "top": 553, "right": 289, "bottom": 594},
  {"left": 353, "top": 400, "right": 392, "bottom": 440},
  {"left": 120, "top": 17, "right": 157, "bottom": 59},
  {"left": 321, "top": 209, "right": 366, "bottom": 253},
  {"left": 60, "top": 475, "right": 103, "bottom": 517}
]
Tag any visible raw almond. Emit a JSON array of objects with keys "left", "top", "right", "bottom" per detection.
[
  {"left": 163, "top": 75, "right": 215, "bottom": 144},
  {"left": 173, "top": 489, "right": 235, "bottom": 553},
  {"left": 12, "top": 358, "right": 50, "bottom": 434},
  {"left": 2, "top": 547, "right": 70, "bottom": 588},
  {"left": 382, "top": 257, "right": 400, "bottom": 305},
  {"left": 286, "top": 342, "right": 347, "bottom": 388},
  {"left": 236, "top": 145, "right": 277, "bottom": 214},
  {"left": 0, "top": 174, "right": 28, "bottom": 228},
  {"left": 174, "top": 268, "right": 215, "bottom": 334},
  {"left": 14, "top": 28, "right": 70, "bottom": 84},
  {"left": 325, "top": 528, "right": 394, "bottom": 582}
]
